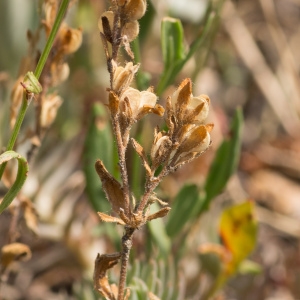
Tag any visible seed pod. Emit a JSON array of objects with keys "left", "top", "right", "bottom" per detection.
[{"left": 122, "top": 0, "right": 147, "bottom": 21}]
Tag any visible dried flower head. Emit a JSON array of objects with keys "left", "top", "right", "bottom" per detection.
[
  {"left": 120, "top": 87, "right": 164, "bottom": 121},
  {"left": 112, "top": 62, "right": 140, "bottom": 95},
  {"left": 98, "top": 11, "right": 140, "bottom": 44},
  {"left": 150, "top": 132, "right": 173, "bottom": 169},
  {"left": 174, "top": 124, "right": 212, "bottom": 164},
  {"left": 98, "top": 0, "right": 145, "bottom": 61},
  {"left": 170, "top": 78, "right": 210, "bottom": 126},
  {"left": 150, "top": 78, "right": 213, "bottom": 169}
]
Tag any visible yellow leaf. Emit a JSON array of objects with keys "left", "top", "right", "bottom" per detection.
[{"left": 219, "top": 201, "right": 257, "bottom": 274}]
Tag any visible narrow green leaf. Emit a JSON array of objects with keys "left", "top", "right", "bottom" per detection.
[
  {"left": 0, "top": 151, "right": 29, "bottom": 214},
  {"left": 165, "top": 184, "right": 200, "bottom": 238},
  {"left": 83, "top": 103, "right": 113, "bottom": 212},
  {"left": 199, "top": 108, "right": 243, "bottom": 214},
  {"left": 161, "top": 17, "right": 185, "bottom": 72},
  {"left": 157, "top": 3, "right": 223, "bottom": 95}
]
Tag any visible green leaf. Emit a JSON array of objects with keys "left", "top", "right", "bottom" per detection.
[
  {"left": 198, "top": 108, "right": 243, "bottom": 214},
  {"left": 157, "top": 6, "right": 221, "bottom": 95},
  {"left": 161, "top": 17, "right": 185, "bottom": 73},
  {"left": 157, "top": 17, "right": 185, "bottom": 95},
  {"left": 83, "top": 103, "right": 113, "bottom": 212},
  {"left": 0, "top": 151, "right": 29, "bottom": 214},
  {"left": 166, "top": 184, "right": 200, "bottom": 238},
  {"left": 148, "top": 203, "right": 171, "bottom": 255}
]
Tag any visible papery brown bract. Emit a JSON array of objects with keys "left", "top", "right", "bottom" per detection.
[
  {"left": 108, "top": 91, "right": 120, "bottom": 116},
  {"left": 171, "top": 78, "right": 210, "bottom": 126},
  {"left": 95, "top": 160, "right": 126, "bottom": 215},
  {"left": 93, "top": 253, "right": 121, "bottom": 300}
]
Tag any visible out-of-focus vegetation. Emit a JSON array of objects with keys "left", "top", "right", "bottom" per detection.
[{"left": 1, "top": 0, "right": 300, "bottom": 299}]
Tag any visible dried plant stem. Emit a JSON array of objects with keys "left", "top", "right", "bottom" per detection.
[
  {"left": 118, "top": 227, "right": 134, "bottom": 300},
  {"left": 111, "top": 115, "right": 131, "bottom": 216},
  {"left": 136, "top": 184, "right": 156, "bottom": 213},
  {"left": 136, "top": 168, "right": 169, "bottom": 213}
]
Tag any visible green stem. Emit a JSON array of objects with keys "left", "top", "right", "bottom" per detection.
[
  {"left": 0, "top": 0, "right": 70, "bottom": 180},
  {"left": 34, "top": 0, "right": 70, "bottom": 79},
  {"left": 6, "top": 95, "right": 28, "bottom": 153},
  {"left": 0, "top": 95, "right": 29, "bottom": 179}
]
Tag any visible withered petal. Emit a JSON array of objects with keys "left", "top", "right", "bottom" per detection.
[
  {"left": 95, "top": 160, "right": 125, "bottom": 215},
  {"left": 173, "top": 78, "right": 192, "bottom": 121},
  {"left": 179, "top": 125, "right": 210, "bottom": 154},
  {"left": 93, "top": 252, "right": 121, "bottom": 299}
]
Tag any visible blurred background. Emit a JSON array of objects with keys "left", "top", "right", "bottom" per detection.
[{"left": 1, "top": 0, "right": 300, "bottom": 299}]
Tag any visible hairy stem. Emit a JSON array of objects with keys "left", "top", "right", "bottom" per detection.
[
  {"left": 118, "top": 227, "right": 134, "bottom": 300},
  {"left": 111, "top": 115, "right": 131, "bottom": 216}
]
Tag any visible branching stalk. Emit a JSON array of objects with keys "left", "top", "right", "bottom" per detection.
[{"left": 95, "top": 2, "right": 212, "bottom": 299}]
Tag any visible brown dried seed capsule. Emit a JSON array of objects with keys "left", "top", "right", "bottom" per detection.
[
  {"left": 122, "top": 0, "right": 147, "bottom": 21},
  {"left": 179, "top": 125, "right": 210, "bottom": 155},
  {"left": 122, "top": 20, "right": 139, "bottom": 42}
]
